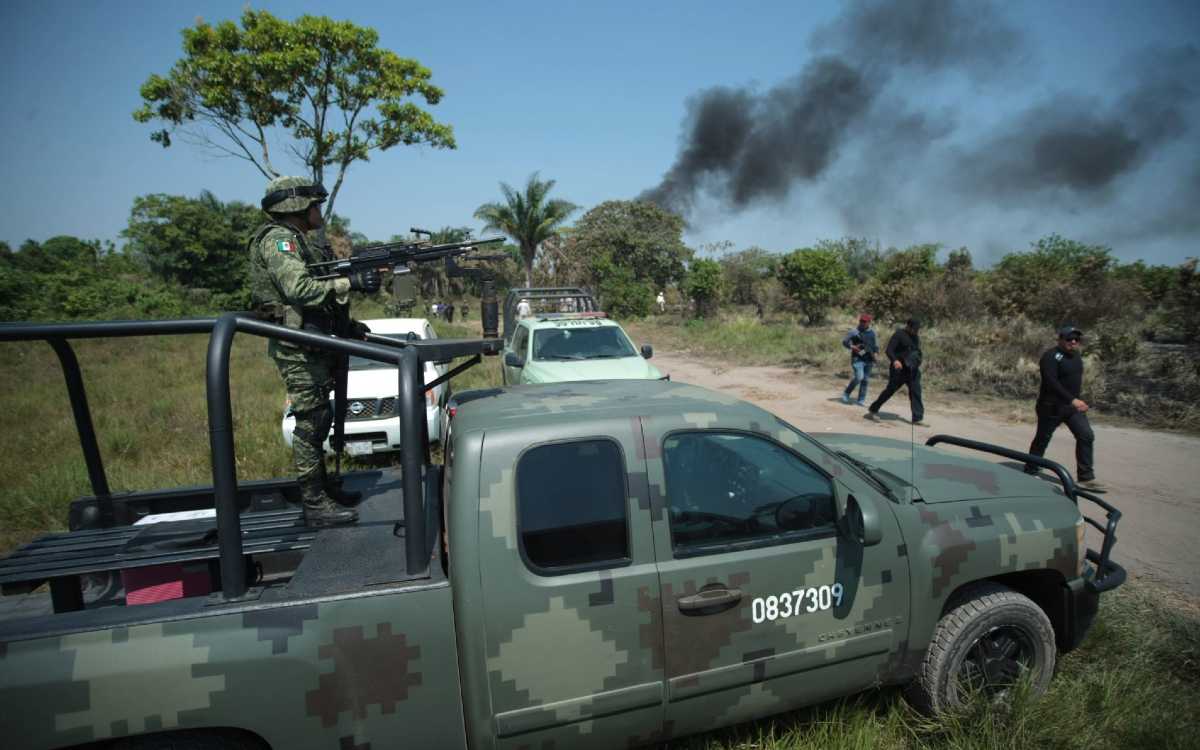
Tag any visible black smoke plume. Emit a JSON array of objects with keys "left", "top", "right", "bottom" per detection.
[
  {"left": 642, "top": 0, "right": 1197, "bottom": 252},
  {"left": 641, "top": 0, "right": 1021, "bottom": 215},
  {"left": 640, "top": 59, "right": 873, "bottom": 213},
  {"left": 960, "top": 45, "right": 1199, "bottom": 197}
]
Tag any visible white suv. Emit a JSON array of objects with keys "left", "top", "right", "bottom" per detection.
[{"left": 281, "top": 318, "right": 448, "bottom": 455}]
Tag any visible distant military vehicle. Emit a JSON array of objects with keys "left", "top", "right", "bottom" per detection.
[{"left": 0, "top": 312, "right": 1123, "bottom": 749}]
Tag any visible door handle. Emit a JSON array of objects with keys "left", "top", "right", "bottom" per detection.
[{"left": 677, "top": 587, "right": 743, "bottom": 614}]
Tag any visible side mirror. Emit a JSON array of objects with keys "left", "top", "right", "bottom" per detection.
[
  {"left": 841, "top": 494, "right": 882, "bottom": 547},
  {"left": 641, "top": 344, "right": 654, "bottom": 359},
  {"left": 504, "top": 352, "right": 525, "bottom": 369}
]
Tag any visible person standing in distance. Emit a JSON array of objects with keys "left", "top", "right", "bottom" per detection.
[
  {"left": 866, "top": 318, "right": 927, "bottom": 426},
  {"left": 1024, "top": 325, "right": 1106, "bottom": 491},
  {"left": 840, "top": 314, "right": 878, "bottom": 406},
  {"left": 248, "top": 176, "right": 381, "bottom": 527},
  {"left": 656, "top": 290, "right": 666, "bottom": 314},
  {"left": 516, "top": 297, "right": 532, "bottom": 319}
]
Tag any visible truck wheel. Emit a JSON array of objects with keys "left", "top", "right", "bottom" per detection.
[{"left": 909, "top": 582, "right": 1056, "bottom": 714}]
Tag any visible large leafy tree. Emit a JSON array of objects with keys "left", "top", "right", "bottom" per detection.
[
  {"left": 134, "top": 10, "right": 455, "bottom": 219},
  {"left": 573, "top": 200, "right": 691, "bottom": 292},
  {"left": 122, "top": 191, "right": 260, "bottom": 295},
  {"left": 474, "top": 173, "right": 577, "bottom": 288}
]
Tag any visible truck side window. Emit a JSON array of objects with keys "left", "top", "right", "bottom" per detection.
[
  {"left": 663, "top": 432, "right": 835, "bottom": 554},
  {"left": 516, "top": 439, "right": 630, "bottom": 574}
]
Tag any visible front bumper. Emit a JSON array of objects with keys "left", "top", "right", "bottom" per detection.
[
  {"left": 1060, "top": 555, "right": 1127, "bottom": 653},
  {"left": 333, "top": 407, "right": 442, "bottom": 453}
]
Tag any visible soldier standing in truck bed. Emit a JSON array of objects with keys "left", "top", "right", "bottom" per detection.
[{"left": 248, "top": 176, "right": 381, "bottom": 526}]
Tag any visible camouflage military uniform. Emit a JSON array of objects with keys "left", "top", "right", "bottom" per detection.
[{"left": 248, "top": 178, "right": 354, "bottom": 517}]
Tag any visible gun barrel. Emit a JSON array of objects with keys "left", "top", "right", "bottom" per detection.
[{"left": 307, "top": 236, "right": 506, "bottom": 279}]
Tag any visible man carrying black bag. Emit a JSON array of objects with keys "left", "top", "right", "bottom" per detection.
[{"left": 866, "top": 318, "right": 927, "bottom": 426}]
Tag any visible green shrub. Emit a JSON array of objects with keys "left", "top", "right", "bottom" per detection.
[
  {"left": 855, "top": 244, "right": 940, "bottom": 323},
  {"left": 685, "top": 258, "right": 724, "bottom": 318},
  {"left": 982, "top": 235, "right": 1145, "bottom": 327},
  {"left": 1168, "top": 258, "right": 1200, "bottom": 340},
  {"left": 777, "top": 248, "right": 851, "bottom": 324},
  {"left": 594, "top": 257, "right": 653, "bottom": 318}
]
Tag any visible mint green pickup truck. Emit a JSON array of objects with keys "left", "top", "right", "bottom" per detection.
[
  {"left": 499, "top": 286, "right": 662, "bottom": 385},
  {"left": 501, "top": 313, "right": 663, "bottom": 384}
]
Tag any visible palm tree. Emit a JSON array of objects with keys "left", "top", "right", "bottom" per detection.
[{"left": 474, "top": 172, "right": 578, "bottom": 287}]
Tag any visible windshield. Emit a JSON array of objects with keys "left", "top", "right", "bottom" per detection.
[
  {"left": 773, "top": 416, "right": 899, "bottom": 502},
  {"left": 532, "top": 326, "right": 637, "bottom": 361},
  {"left": 349, "top": 333, "right": 417, "bottom": 370}
]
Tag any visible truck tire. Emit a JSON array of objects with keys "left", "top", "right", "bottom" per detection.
[{"left": 909, "top": 582, "right": 1056, "bottom": 714}]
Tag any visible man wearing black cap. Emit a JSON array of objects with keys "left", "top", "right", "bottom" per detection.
[
  {"left": 866, "top": 318, "right": 926, "bottom": 426},
  {"left": 1024, "top": 325, "right": 1105, "bottom": 491}
]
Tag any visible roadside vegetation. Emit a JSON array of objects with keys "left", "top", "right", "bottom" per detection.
[{"left": 1, "top": 328, "right": 1195, "bottom": 748}]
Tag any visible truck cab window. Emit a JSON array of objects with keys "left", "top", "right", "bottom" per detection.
[
  {"left": 516, "top": 439, "right": 630, "bottom": 574},
  {"left": 663, "top": 432, "right": 835, "bottom": 554}
]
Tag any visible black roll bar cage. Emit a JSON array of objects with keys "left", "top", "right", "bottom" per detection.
[
  {"left": 0, "top": 315, "right": 502, "bottom": 601},
  {"left": 501, "top": 286, "right": 598, "bottom": 343},
  {"left": 925, "top": 434, "right": 1125, "bottom": 593}
]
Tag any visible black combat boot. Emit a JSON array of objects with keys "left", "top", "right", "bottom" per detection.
[{"left": 301, "top": 483, "right": 358, "bottom": 527}]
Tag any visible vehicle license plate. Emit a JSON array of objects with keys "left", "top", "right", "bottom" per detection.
[{"left": 346, "top": 441, "right": 373, "bottom": 456}]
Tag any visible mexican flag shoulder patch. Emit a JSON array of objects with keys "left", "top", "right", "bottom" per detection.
[{"left": 275, "top": 239, "right": 296, "bottom": 254}]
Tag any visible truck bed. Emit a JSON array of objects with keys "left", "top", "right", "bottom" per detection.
[{"left": 0, "top": 466, "right": 441, "bottom": 642}]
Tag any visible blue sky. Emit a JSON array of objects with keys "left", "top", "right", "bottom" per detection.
[{"left": 1, "top": 1, "right": 1197, "bottom": 265}]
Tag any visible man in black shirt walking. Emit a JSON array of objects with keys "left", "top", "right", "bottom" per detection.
[
  {"left": 866, "top": 318, "right": 927, "bottom": 426},
  {"left": 1024, "top": 325, "right": 1105, "bottom": 491}
]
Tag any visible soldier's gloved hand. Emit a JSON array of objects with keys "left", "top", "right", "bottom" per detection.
[
  {"left": 349, "top": 268, "right": 381, "bottom": 293},
  {"left": 349, "top": 320, "right": 371, "bottom": 340}
]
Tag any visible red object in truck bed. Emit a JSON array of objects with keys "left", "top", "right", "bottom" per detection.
[{"left": 121, "top": 563, "right": 212, "bottom": 605}]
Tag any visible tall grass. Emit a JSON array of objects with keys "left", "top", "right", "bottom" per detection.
[
  {"left": 673, "top": 583, "right": 1200, "bottom": 749},
  {"left": 0, "top": 334, "right": 291, "bottom": 552},
  {"left": 0, "top": 303, "right": 499, "bottom": 554}
]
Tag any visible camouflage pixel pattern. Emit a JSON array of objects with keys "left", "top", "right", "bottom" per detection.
[
  {"left": 447, "top": 379, "right": 1088, "bottom": 746},
  {"left": 0, "top": 586, "right": 466, "bottom": 750},
  {"left": 247, "top": 220, "right": 350, "bottom": 364}
]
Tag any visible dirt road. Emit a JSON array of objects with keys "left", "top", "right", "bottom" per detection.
[{"left": 653, "top": 351, "right": 1200, "bottom": 599}]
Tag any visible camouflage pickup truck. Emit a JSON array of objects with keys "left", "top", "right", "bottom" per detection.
[{"left": 0, "top": 314, "right": 1123, "bottom": 750}]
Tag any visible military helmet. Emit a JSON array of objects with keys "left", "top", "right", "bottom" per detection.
[{"left": 261, "top": 175, "right": 328, "bottom": 213}]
